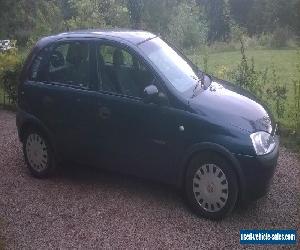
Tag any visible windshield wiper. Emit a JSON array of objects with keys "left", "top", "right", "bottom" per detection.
[
  {"left": 191, "top": 78, "right": 203, "bottom": 98},
  {"left": 191, "top": 71, "right": 205, "bottom": 96}
]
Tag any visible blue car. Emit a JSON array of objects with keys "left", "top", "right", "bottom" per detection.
[{"left": 17, "top": 30, "right": 279, "bottom": 219}]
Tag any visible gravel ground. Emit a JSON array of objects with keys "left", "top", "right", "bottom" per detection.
[{"left": 0, "top": 109, "right": 299, "bottom": 249}]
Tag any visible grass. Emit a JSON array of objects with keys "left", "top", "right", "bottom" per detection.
[{"left": 189, "top": 49, "right": 300, "bottom": 101}]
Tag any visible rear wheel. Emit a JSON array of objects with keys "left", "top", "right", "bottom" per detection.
[
  {"left": 185, "top": 152, "right": 238, "bottom": 220},
  {"left": 23, "top": 129, "right": 56, "bottom": 178}
]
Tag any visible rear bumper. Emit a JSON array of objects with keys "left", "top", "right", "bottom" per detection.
[{"left": 234, "top": 136, "right": 280, "bottom": 202}]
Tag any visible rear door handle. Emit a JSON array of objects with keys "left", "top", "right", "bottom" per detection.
[{"left": 98, "top": 106, "right": 111, "bottom": 120}]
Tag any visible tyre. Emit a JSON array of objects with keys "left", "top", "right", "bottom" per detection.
[
  {"left": 23, "top": 128, "right": 56, "bottom": 178},
  {"left": 185, "top": 152, "right": 238, "bottom": 220}
]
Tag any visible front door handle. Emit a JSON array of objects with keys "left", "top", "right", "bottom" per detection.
[{"left": 98, "top": 106, "right": 111, "bottom": 120}]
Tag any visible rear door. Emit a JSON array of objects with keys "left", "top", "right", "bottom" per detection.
[{"left": 23, "top": 39, "right": 98, "bottom": 163}]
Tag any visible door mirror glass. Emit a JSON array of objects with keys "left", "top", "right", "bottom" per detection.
[
  {"left": 144, "top": 84, "right": 159, "bottom": 97},
  {"left": 143, "top": 85, "right": 168, "bottom": 105}
]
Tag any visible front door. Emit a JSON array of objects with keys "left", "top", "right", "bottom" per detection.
[{"left": 93, "top": 41, "right": 183, "bottom": 182}]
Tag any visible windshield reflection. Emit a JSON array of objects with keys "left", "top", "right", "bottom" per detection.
[{"left": 139, "top": 37, "right": 200, "bottom": 93}]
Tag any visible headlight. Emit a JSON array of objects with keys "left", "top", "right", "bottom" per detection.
[{"left": 250, "top": 131, "right": 276, "bottom": 155}]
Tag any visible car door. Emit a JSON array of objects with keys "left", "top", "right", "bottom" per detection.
[
  {"left": 93, "top": 41, "right": 184, "bottom": 182},
  {"left": 25, "top": 39, "right": 98, "bottom": 163}
]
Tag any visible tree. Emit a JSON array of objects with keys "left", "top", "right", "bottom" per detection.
[
  {"left": 127, "top": 0, "right": 144, "bottom": 29},
  {"left": 167, "top": 1, "right": 208, "bottom": 48},
  {"left": 66, "top": 0, "right": 105, "bottom": 29},
  {"left": 196, "top": 0, "right": 231, "bottom": 43},
  {"left": 229, "top": 0, "right": 300, "bottom": 36},
  {"left": 0, "top": 0, "right": 64, "bottom": 46}
]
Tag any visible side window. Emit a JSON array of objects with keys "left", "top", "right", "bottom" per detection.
[
  {"left": 122, "top": 50, "right": 133, "bottom": 67},
  {"left": 100, "top": 45, "right": 114, "bottom": 65},
  {"left": 49, "top": 43, "right": 69, "bottom": 73},
  {"left": 97, "top": 44, "right": 155, "bottom": 98},
  {"left": 47, "top": 41, "right": 90, "bottom": 88}
]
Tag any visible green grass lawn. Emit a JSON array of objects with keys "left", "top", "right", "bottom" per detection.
[{"left": 189, "top": 49, "right": 300, "bottom": 100}]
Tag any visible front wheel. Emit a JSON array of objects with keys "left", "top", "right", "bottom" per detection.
[
  {"left": 23, "top": 129, "right": 56, "bottom": 178},
  {"left": 185, "top": 152, "right": 238, "bottom": 220}
]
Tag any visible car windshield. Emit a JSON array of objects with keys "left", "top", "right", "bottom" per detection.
[{"left": 139, "top": 37, "right": 201, "bottom": 93}]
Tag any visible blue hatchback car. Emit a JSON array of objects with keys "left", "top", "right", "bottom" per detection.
[{"left": 17, "top": 30, "right": 279, "bottom": 219}]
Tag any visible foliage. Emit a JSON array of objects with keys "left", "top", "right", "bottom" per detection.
[
  {"left": 141, "top": 0, "right": 176, "bottom": 36},
  {"left": 204, "top": 38, "right": 288, "bottom": 119},
  {"left": 167, "top": 2, "right": 208, "bottom": 48},
  {"left": 0, "top": 0, "right": 64, "bottom": 46},
  {"left": 65, "top": 0, "right": 130, "bottom": 30},
  {"left": 291, "top": 51, "right": 300, "bottom": 130},
  {"left": 0, "top": 0, "right": 299, "bottom": 49},
  {"left": 196, "top": 0, "right": 231, "bottom": 43},
  {"left": 230, "top": 39, "right": 263, "bottom": 97},
  {"left": 229, "top": 0, "right": 300, "bottom": 36},
  {"left": 127, "top": 0, "right": 144, "bottom": 29},
  {"left": 265, "top": 66, "right": 287, "bottom": 118},
  {"left": 66, "top": 0, "right": 106, "bottom": 29},
  {"left": 0, "top": 50, "right": 23, "bottom": 104},
  {"left": 270, "top": 27, "right": 294, "bottom": 48}
]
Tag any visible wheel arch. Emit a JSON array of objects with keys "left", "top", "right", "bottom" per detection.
[
  {"left": 176, "top": 142, "right": 245, "bottom": 194},
  {"left": 18, "top": 115, "right": 58, "bottom": 159}
]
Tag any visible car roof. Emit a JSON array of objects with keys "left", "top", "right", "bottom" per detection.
[{"left": 38, "top": 29, "right": 157, "bottom": 47}]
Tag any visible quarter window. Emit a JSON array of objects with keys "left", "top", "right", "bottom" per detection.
[{"left": 29, "top": 48, "right": 49, "bottom": 81}]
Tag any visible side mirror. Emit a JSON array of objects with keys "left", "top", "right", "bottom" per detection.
[
  {"left": 143, "top": 85, "right": 168, "bottom": 106},
  {"left": 203, "top": 74, "right": 212, "bottom": 90}
]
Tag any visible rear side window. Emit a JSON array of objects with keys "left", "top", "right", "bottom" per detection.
[{"left": 47, "top": 41, "right": 91, "bottom": 88}]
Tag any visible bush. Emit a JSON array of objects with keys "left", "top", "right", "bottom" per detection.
[
  {"left": 167, "top": 2, "right": 208, "bottom": 49},
  {"left": 230, "top": 38, "right": 288, "bottom": 120},
  {"left": 257, "top": 33, "right": 273, "bottom": 47},
  {"left": 230, "top": 39, "right": 263, "bottom": 97},
  {"left": 270, "top": 27, "right": 294, "bottom": 48},
  {"left": 0, "top": 49, "right": 23, "bottom": 104},
  {"left": 291, "top": 51, "right": 300, "bottom": 130}
]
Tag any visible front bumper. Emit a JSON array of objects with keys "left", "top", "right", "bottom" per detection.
[{"left": 234, "top": 136, "right": 280, "bottom": 202}]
